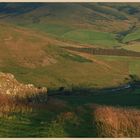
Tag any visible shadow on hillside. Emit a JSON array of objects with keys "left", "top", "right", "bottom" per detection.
[
  {"left": 0, "top": 79, "right": 140, "bottom": 137},
  {"left": 47, "top": 80, "right": 140, "bottom": 108}
]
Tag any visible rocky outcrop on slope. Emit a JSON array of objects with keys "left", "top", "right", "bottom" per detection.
[{"left": 0, "top": 72, "right": 47, "bottom": 103}]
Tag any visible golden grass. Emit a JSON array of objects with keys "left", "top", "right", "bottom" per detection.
[
  {"left": 0, "top": 93, "right": 32, "bottom": 117},
  {"left": 0, "top": 23, "right": 58, "bottom": 68},
  {"left": 92, "top": 105, "right": 140, "bottom": 137}
]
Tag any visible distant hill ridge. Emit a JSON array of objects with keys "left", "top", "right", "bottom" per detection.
[{"left": 0, "top": 3, "right": 140, "bottom": 33}]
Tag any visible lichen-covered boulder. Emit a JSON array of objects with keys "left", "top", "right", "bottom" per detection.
[{"left": 0, "top": 72, "right": 48, "bottom": 103}]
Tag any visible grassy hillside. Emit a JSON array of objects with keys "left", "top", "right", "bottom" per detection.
[
  {"left": 0, "top": 3, "right": 140, "bottom": 138},
  {"left": 122, "top": 42, "right": 140, "bottom": 52},
  {"left": 60, "top": 29, "right": 120, "bottom": 47},
  {"left": 0, "top": 23, "right": 56, "bottom": 68},
  {"left": 123, "top": 28, "right": 140, "bottom": 43},
  {"left": 1, "top": 22, "right": 140, "bottom": 90},
  {"left": 25, "top": 23, "right": 120, "bottom": 48},
  {"left": 0, "top": 23, "right": 133, "bottom": 89},
  {"left": 1, "top": 3, "right": 140, "bottom": 50}
]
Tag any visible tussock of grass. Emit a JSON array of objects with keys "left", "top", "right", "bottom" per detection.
[
  {"left": 93, "top": 105, "right": 140, "bottom": 137},
  {"left": 0, "top": 93, "right": 33, "bottom": 117}
]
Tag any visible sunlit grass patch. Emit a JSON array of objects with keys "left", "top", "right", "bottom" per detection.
[{"left": 92, "top": 105, "right": 140, "bottom": 137}]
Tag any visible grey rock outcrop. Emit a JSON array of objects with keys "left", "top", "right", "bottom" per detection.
[{"left": 0, "top": 72, "right": 47, "bottom": 103}]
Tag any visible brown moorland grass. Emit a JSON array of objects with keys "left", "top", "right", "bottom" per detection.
[
  {"left": 0, "top": 93, "right": 33, "bottom": 117},
  {"left": 91, "top": 105, "right": 140, "bottom": 137}
]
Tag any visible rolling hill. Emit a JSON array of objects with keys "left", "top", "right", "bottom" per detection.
[
  {"left": 0, "top": 3, "right": 140, "bottom": 89},
  {"left": 1, "top": 3, "right": 140, "bottom": 48},
  {"left": 0, "top": 23, "right": 130, "bottom": 89},
  {"left": 0, "top": 3, "right": 140, "bottom": 138}
]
